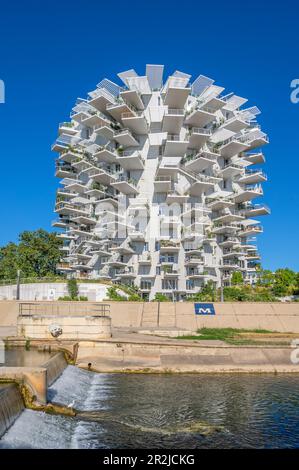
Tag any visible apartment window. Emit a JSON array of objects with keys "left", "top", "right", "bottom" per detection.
[
  {"left": 162, "top": 280, "right": 178, "bottom": 290},
  {"left": 155, "top": 241, "right": 160, "bottom": 251},
  {"left": 186, "top": 280, "right": 194, "bottom": 290},
  {"left": 156, "top": 266, "right": 161, "bottom": 275},
  {"left": 144, "top": 242, "right": 149, "bottom": 251},
  {"left": 223, "top": 179, "right": 227, "bottom": 189},
  {"left": 140, "top": 280, "right": 152, "bottom": 290}
]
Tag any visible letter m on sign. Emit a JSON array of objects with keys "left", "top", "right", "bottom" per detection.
[{"left": 194, "top": 303, "right": 216, "bottom": 315}]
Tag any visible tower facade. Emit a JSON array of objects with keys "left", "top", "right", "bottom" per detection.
[{"left": 53, "top": 65, "right": 269, "bottom": 300}]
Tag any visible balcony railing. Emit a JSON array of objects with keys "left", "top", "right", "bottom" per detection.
[
  {"left": 165, "top": 108, "right": 185, "bottom": 115},
  {"left": 189, "top": 127, "right": 212, "bottom": 135}
]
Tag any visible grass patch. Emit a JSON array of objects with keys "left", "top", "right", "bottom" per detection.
[{"left": 176, "top": 327, "right": 286, "bottom": 345}]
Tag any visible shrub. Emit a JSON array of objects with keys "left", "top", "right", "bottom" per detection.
[
  {"left": 67, "top": 278, "right": 79, "bottom": 300},
  {"left": 106, "top": 286, "right": 127, "bottom": 301},
  {"left": 154, "top": 293, "right": 170, "bottom": 302}
]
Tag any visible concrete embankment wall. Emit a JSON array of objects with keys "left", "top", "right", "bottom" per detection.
[
  {"left": 76, "top": 340, "right": 299, "bottom": 374},
  {"left": 0, "top": 384, "right": 24, "bottom": 438},
  {"left": 42, "top": 352, "right": 68, "bottom": 387},
  {"left": 0, "top": 301, "right": 299, "bottom": 332}
]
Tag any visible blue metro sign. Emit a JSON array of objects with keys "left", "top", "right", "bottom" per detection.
[{"left": 194, "top": 303, "right": 216, "bottom": 315}]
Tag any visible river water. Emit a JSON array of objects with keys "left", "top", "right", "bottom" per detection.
[{"left": 1, "top": 366, "right": 299, "bottom": 448}]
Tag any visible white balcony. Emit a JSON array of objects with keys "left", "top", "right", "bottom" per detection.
[
  {"left": 64, "top": 181, "right": 87, "bottom": 194},
  {"left": 186, "top": 175, "right": 217, "bottom": 197},
  {"left": 164, "top": 84, "right": 191, "bottom": 108},
  {"left": 154, "top": 176, "right": 172, "bottom": 193},
  {"left": 55, "top": 202, "right": 90, "bottom": 217},
  {"left": 160, "top": 241, "right": 180, "bottom": 253},
  {"left": 243, "top": 152, "right": 265, "bottom": 165},
  {"left": 88, "top": 88, "right": 115, "bottom": 112},
  {"left": 237, "top": 169, "right": 267, "bottom": 184},
  {"left": 218, "top": 163, "right": 244, "bottom": 178},
  {"left": 121, "top": 111, "right": 148, "bottom": 134},
  {"left": 128, "top": 230, "right": 145, "bottom": 241},
  {"left": 94, "top": 147, "right": 117, "bottom": 163},
  {"left": 221, "top": 116, "right": 249, "bottom": 133},
  {"left": 138, "top": 253, "right": 152, "bottom": 264},
  {"left": 81, "top": 110, "right": 111, "bottom": 128},
  {"left": 219, "top": 139, "right": 249, "bottom": 157},
  {"left": 188, "top": 127, "right": 212, "bottom": 149},
  {"left": 120, "top": 89, "right": 144, "bottom": 110},
  {"left": 223, "top": 249, "right": 246, "bottom": 258},
  {"left": 89, "top": 167, "right": 118, "bottom": 185},
  {"left": 219, "top": 261, "right": 241, "bottom": 270},
  {"left": 164, "top": 133, "right": 189, "bottom": 156},
  {"left": 116, "top": 151, "right": 144, "bottom": 170},
  {"left": 56, "top": 263, "right": 73, "bottom": 272},
  {"left": 58, "top": 122, "right": 78, "bottom": 136},
  {"left": 242, "top": 203, "right": 270, "bottom": 217},
  {"left": 185, "top": 107, "right": 216, "bottom": 128},
  {"left": 238, "top": 225, "right": 263, "bottom": 237},
  {"left": 213, "top": 210, "right": 244, "bottom": 224},
  {"left": 233, "top": 185, "right": 263, "bottom": 203},
  {"left": 71, "top": 215, "right": 97, "bottom": 226},
  {"left": 111, "top": 176, "right": 138, "bottom": 194},
  {"left": 186, "top": 269, "right": 209, "bottom": 279},
  {"left": 212, "top": 223, "right": 239, "bottom": 234},
  {"left": 114, "top": 128, "right": 139, "bottom": 147},
  {"left": 207, "top": 198, "right": 235, "bottom": 211},
  {"left": 182, "top": 151, "right": 216, "bottom": 172},
  {"left": 55, "top": 165, "right": 77, "bottom": 179},
  {"left": 185, "top": 257, "right": 203, "bottom": 266},
  {"left": 58, "top": 150, "right": 81, "bottom": 163},
  {"left": 162, "top": 109, "right": 185, "bottom": 134},
  {"left": 94, "top": 125, "right": 115, "bottom": 140},
  {"left": 166, "top": 193, "right": 189, "bottom": 204},
  {"left": 106, "top": 101, "right": 134, "bottom": 121}
]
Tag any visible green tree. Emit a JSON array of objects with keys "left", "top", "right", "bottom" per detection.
[
  {"left": 272, "top": 268, "right": 297, "bottom": 297},
  {"left": 67, "top": 278, "right": 79, "bottom": 300},
  {"left": 0, "top": 229, "right": 63, "bottom": 280},
  {"left": 231, "top": 271, "right": 244, "bottom": 286}
]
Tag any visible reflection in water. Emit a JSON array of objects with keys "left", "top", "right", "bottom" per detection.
[
  {"left": 1, "top": 348, "right": 54, "bottom": 367},
  {"left": 1, "top": 366, "right": 299, "bottom": 448}
]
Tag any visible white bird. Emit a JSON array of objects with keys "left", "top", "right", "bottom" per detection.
[{"left": 67, "top": 400, "right": 75, "bottom": 408}]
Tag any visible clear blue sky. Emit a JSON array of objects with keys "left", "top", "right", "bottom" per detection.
[{"left": 0, "top": 0, "right": 298, "bottom": 271}]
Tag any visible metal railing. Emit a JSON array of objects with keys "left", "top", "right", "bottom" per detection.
[{"left": 18, "top": 302, "right": 110, "bottom": 317}]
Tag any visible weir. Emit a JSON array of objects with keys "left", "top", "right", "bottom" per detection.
[
  {"left": 0, "top": 384, "right": 24, "bottom": 438},
  {"left": 42, "top": 352, "right": 68, "bottom": 387}
]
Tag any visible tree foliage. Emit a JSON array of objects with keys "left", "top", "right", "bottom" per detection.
[{"left": 0, "top": 229, "right": 63, "bottom": 280}]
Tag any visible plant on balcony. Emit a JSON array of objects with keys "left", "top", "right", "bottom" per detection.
[{"left": 116, "top": 146, "right": 124, "bottom": 155}]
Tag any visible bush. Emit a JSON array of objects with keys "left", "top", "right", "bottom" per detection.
[
  {"left": 154, "top": 293, "right": 170, "bottom": 302},
  {"left": 106, "top": 286, "right": 127, "bottom": 301},
  {"left": 128, "top": 293, "right": 143, "bottom": 301},
  {"left": 67, "top": 278, "right": 79, "bottom": 300}
]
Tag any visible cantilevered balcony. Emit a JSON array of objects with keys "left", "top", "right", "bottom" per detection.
[
  {"left": 58, "top": 122, "right": 78, "bottom": 136},
  {"left": 243, "top": 152, "right": 265, "bottom": 165},
  {"left": 186, "top": 268, "right": 209, "bottom": 279},
  {"left": 220, "top": 115, "right": 249, "bottom": 133},
  {"left": 182, "top": 151, "right": 216, "bottom": 172},
  {"left": 219, "top": 237, "right": 240, "bottom": 247},
  {"left": 81, "top": 109, "right": 112, "bottom": 128},
  {"left": 116, "top": 151, "right": 144, "bottom": 170},
  {"left": 120, "top": 89, "right": 144, "bottom": 110},
  {"left": 138, "top": 252, "right": 152, "bottom": 264},
  {"left": 154, "top": 176, "right": 172, "bottom": 193},
  {"left": 56, "top": 263, "right": 73, "bottom": 272},
  {"left": 184, "top": 173, "right": 220, "bottom": 197},
  {"left": 185, "top": 256, "right": 203, "bottom": 266},
  {"left": 219, "top": 138, "right": 249, "bottom": 157},
  {"left": 163, "top": 133, "right": 189, "bottom": 156},
  {"left": 242, "top": 203, "right": 271, "bottom": 217},
  {"left": 71, "top": 215, "right": 97, "bottom": 226},
  {"left": 238, "top": 225, "right": 263, "bottom": 237},
  {"left": 128, "top": 230, "right": 145, "bottom": 242},
  {"left": 88, "top": 87, "right": 116, "bottom": 112},
  {"left": 54, "top": 201, "right": 90, "bottom": 217},
  {"left": 188, "top": 127, "right": 212, "bottom": 149},
  {"left": 213, "top": 209, "right": 244, "bottom": 224},
  {"left": 106, "top": 100, "right": 135, "bottom": 121},
  {"left": 222, "top": 248, "right": 246, "bottom": 258},
  {"left": 219, "top": 260, "right": 242, "bottom": 270},
  {"left": 55, "top": 163, "right": 77, "bottom": 179},
  {"left": 63, "top": 180, "right": 87, "bottom": 194},
  {"left": 159, "top": 240, "right": 180, "bottom": 253},
  {"left": 218, "top": 162, "right": 244, "bottom": 178},
  {"left": 114, "top": 128, "right": 139, "bottom": 147},
  {"left": 166, "top": 192, "right": 189, "bottom": 204},
  {"left": 212, "top": 223, "right": 239, "bottom": 235},
  {"left": 94, "top": 146, "right": 118, "bottom": 164},
  {"left": 58, "top": 150, "right": 82, "bottom": 163},
  {"left": 111, "top": 175, "right": 138, "bottom": 195},
  {"left": 233, "top": 184, "right": 263, "bottom": 203},
  {"left": 52, "top": 134, "right": 81, "bottom": 153},
  {"left": 121, "top": 111, "right": 148, "bottom": 134},
  {"left": 162, "top": 109, "right": 185, "bottom": 134},
  {"left": 94, "top": 124, "right": 115, "bottom": 140},
  {"left": 207, "top": 197, "right": 235, "bottom": 211},
  {"left": 163, "top": 77, "right": 191, "bottom": 108},
  {"left": 185, "top": 105, "right": 216, "bottom": 128},
  {"left": 88, "top": 166, "right": 118, "bottom": 185},
  {"left": 237, "top": 169, "right": 267, "bottom": 184}
]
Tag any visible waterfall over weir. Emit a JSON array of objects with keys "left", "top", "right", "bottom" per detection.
[{"left": 0, "top": 385, "right": 24, "bottom": 438}]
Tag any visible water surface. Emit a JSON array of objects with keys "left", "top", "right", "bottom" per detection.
[{"left": 1, "top": 367, "right": 299, "bottom": 448}]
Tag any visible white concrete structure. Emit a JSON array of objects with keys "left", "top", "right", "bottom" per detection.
[
  {"left": 52, "top": 65, "right": 269, "bottom": 300},
  {"left": 0, "top": 283, "right": 110, "bottom": 301}
]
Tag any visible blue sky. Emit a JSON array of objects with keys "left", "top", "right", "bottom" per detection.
[{"left": 0, "top": 0, "right": 298, "bottom": 270}]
